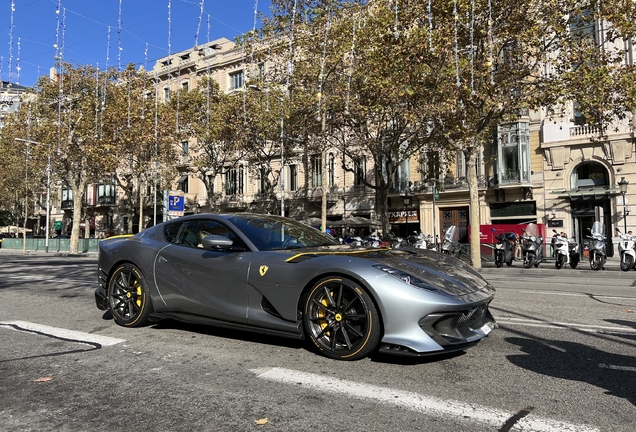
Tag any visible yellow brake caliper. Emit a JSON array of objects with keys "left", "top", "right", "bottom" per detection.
[
  {"left": 134, "top": 281, "right": 142, "bottom": 307},
  {"left": 319, "top": 293, "right": 332, "bottom": 335}
]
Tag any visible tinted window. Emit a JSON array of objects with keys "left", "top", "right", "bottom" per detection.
[
  {"left": 174, "top": 219, "right": 243, "bottom": 249},
  {"left": 164, "top": 221, "right": 184, "bottom": 243}
]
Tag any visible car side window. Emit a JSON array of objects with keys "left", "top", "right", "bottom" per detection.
[
  {"left": 163, "top": 221, "right": 184, "bottom": 244},
  {"left": 174, "top": 219, "right": 244, "bottom": 250}
]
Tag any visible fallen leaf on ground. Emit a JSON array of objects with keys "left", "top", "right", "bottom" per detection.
[
  {"left": 254, "top": 418, "right": 269, "bottom": 425},
  {"left": 624, "top": 309, "right": 634, "bottom": 313},
  {"left": 33, "top": 377, "right": 54, "bottom": 383}
]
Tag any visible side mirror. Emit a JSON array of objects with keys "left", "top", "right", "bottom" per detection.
[{"left": 201, "top": 234, "right": 234, "bottom": 250}]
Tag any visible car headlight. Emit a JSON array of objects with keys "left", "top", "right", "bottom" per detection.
[{"left": 372, "top": 264, "right": 450, "bottom": 296}]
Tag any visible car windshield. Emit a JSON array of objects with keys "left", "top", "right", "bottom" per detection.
[{"left": 228, "top": 215, "right": 339, "bottom": 251}]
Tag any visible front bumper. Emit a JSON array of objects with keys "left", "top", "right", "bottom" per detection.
[{"left": 95, "top": 288, "right": 108, "bottom": 311}]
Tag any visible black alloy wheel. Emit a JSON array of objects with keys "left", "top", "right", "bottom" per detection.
[
  {"left": 569, "top": 258, "right": 579, "bottom": 269},
  {"left": 555, "top": 254, "right": 565, "bottom": 269},
  {"left": 495, "top": 254, "right": 502, "bottom": 268},
  {"left": 303, "top": 277, "right": 381, "bottom": 360},
  {"left": 108, "top": 263, "right": 153, "bottom": 327}
]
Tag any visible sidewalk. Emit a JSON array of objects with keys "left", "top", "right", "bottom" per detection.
[{"left": 0, "top": 248, "right": 97, "bottom": 258}]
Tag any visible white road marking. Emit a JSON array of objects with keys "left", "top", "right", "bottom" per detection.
[
  {"left": 496, "top": 318, "right": 636, "bottom": 334},
  {"left": 599, "top": 363, "right": 636, "bottom": 372},
  {"left": 0, "top": 320, "right": 125, "bottom": 347},
  {"left": 251, "top": 367, "right": 599, "bottom": 432},
  {"left": 516, "top": 290, "right": 635, "bottom": 301},
  {"left": 3, "top": 275, "right": 93, "bottom": 285}
]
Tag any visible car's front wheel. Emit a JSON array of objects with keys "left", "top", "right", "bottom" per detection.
[
  {"left": 108, "top": 263, "right": 152, "bottom": 327},
  {"left": 303, "top": 277, "right": 381, "bottom": 360}
]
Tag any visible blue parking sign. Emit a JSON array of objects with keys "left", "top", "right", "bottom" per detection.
[{"left": 168, "top": 193, "right": 184, "bottom": 212}]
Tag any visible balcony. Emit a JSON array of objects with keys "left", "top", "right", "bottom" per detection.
[{"left": 490, "top": 170, "right": 531, "bottom": 188}]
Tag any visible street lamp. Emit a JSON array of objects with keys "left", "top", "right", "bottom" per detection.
[
  {"left": 249, "top": 85, "right": 285, "bottom": 216},
  {"left": 15, "top": 138, "right": 51, "bottom": 253},
  {"left": 619, "top": 176, "right": 629, "bottom": 233}
]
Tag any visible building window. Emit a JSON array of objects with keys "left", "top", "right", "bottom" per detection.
[
  {"left": 62, "top": 188, "right": 73, "bottom": 209},
  {"left": 181, "top": 81, "right": 189, "bottom": 92},
  {"left": 257, "top": 168, "right": 268, "bottom": 194},
  {"left": 164, "top": 87, "right": 170, "bottom": 102},
  {"left": 420, "top": 149, "right": 441, "bottom": 181},
  {"left": 311, "top": 156, "right": 322, "bottom": 187},
  {"left": 178, "top": 176, "right": 189, "bottom": 193},
  {"left": 328, "top": 153, "right": 335, "bottom": 187},
  {"left": 288, "top": 164, "right": 298, "bottom": 191},
  {"left": 206, "top": 175, "right": 215, "bottom": 194},
  {"left": 354, "top": 158, "right": 365, "bottom": 186},
  {"left": 497, "top": 122, "right": 530, "bottom": 184},
  {"left": 97, "top": 184, "right": 116, "bottom": 205},
  {"left": 229, "top": 70, "right": 244, "bottom": 90},
  {"left": 225, "top": 166, "right": 245, "bottom": 196},
  {"left": 393, "top": 159, "right": 410, "bottom": 191},
  {"left": 456, "top": 151, "right": 466, "bottom": 178},
  {"left": 181, "top": 141, "right": 189, "bottom": 155}
]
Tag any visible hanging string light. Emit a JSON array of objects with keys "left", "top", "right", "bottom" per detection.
[
  {"left": 427, "top": 0, "right": 433, "bottom": 50},
  {"left": 195, "top": 0, "right": 205, "bottom": 47},
  {"left": 317, "top": 14, "right": 332, "bottom": 119},
  {"left": 393, "top": 0, "right": 399, "bottom": 39},
  {"left": 453, "top": 0, "right": 460, "bottom": 87},
  {"left": 470, "top": 0, "right": 475, "bottom": 94},
  {"left": 8, "top": 0, "right": 15, "bottom": 86},
  {"left": 94, "top": 63, "right": 100, "bottom": 138},
  {"left": 205, "top": 14, "right": 211, "bottom": 126},
  {"left": 345, "top": 19, "right": 357, "bottom": 116},
  {"left": 16, "top": 38, "right": 21, "bottom": 85},
  {"left": 141, "top": 43, "right": 148, "bottom": 121},
  {"left": 488, "top": 0, "right": 494, "bottom": 84},
  {"left": 117, "top": 0, "right": 123, "bottom": 72}
]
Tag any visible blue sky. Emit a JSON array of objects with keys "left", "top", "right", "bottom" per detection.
[{"left": 1, "top": 0, "right": 271, "bottom": 87}]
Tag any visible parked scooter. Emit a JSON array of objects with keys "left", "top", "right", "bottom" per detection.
[
  {"left": 492, "top": 228, "right": 515, "bottom": 267},
  {"left": 552, "top": 230, "right": 580, "bottom": 269},
  {"left": 616, "top": 228, "right": 636, "bottom": 271},
  {"left": 521, "top": 223, "right": 543, "bottom": 268},
  {"left": 586, "top": 221, "right": 607, "bottom": 271},
  {"left": 441, "top": 225, "right": 462, "bottom": 258}
]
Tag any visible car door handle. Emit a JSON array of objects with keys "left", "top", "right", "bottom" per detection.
[{"left": 158, "top": 256, "right": 168, "bottom": 263}]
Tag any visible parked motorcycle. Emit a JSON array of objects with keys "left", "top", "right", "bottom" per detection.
[
  {"left": 616, "top": 228, "right": 635, "bottom": 271},
  {"left": 586, "top": 221, "right": 607, "bottom": 271},
  {"left": 521, "top": 223, "right": 543, "bottom": 268},
  {"left": 441, "top": 225, "right": 462, "bottom": 258},
  {"left": 492, "top": 228, "right": 515, "bottom": 268},
  {"left": 552, "top": 230, "right": 580, "bottom": 269}
]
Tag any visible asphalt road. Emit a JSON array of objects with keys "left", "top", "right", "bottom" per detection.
[{"left": 0, "top": 251, "right": 635, "bottom": 431}]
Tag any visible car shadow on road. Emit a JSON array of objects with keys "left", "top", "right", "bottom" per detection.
[
  {"left": 506, "top": 335, "right": 636, "bottom": 406},
  {"left": 144, "top": 319, "right": 469, "bottom": 365},
  {"left": 149, "top": 319, "right": 306, "bottom": 351}
]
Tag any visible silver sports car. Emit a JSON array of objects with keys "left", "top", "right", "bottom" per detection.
[{"left": 95, "top": 213, "right": 496, "bottom": 360}]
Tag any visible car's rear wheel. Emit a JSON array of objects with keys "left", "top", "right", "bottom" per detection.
[
  {"left": 108, "top": 263, "right": 152, "bottom": 327},
  {"left": 303, "top": 277, "right": 381, "bottom": 361}
]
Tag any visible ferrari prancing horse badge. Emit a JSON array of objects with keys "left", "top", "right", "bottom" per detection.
[{"left": 259, "top": 265, "right": 268, "bottom": 276}]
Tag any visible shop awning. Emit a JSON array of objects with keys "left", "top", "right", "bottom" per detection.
[{"left": 550, "top": 185, "right": 620, "bottom": 200}]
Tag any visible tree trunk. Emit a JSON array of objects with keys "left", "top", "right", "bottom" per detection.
[
  {"left": 139, "top": 183, "right": 144, "bottom": 233},
  {"left": 69, "top": 188, "right": 84, "bottom": 255},
  {"left": 466, "top": 147, "right": 481, "bottom": 269}
]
